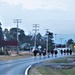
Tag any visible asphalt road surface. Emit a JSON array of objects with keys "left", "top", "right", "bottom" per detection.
[{"left": 0, "top": 53, "right": 71, "bottom": 75}]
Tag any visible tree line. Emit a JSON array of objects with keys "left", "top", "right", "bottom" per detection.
[
  {"left": 0, "top": 25, "right": 54, "bottom": 50},
  {"left": 0, "top": 24, "right": 75, "bottom": 51}
]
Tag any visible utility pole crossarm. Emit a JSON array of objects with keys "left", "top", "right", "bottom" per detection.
[{"left": 14, "top": 19, "right": 22, "bottom": 23}]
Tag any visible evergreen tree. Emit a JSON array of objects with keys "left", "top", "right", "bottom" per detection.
[
  {"left": 36, "top": 33, "right": 42, "bottom": 47},
  {"left": 45, "top": 31, "right": 54, "bottom": 50},
  {"left": 0, "top": 22, "right": 4, "bottom": 40},
  {"left": 67, "top": 39, "right": 74, "bottom": 46}
]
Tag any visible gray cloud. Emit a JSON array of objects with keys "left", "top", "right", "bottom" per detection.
[{"left": 0, "top": 0, "right": 75, "bottom": 35}]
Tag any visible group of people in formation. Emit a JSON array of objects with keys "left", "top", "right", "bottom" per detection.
[
  {"left": 32, "top": 48, "right": 73, "bottom": 58},
  {"left": 60, "top": 49, "right": 72, "bottom": 55}
]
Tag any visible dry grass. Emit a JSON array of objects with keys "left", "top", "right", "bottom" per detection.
[
  {"left": 0, "top": 51, "right": 33, "bottom": 61},
  {"left": 29, "top": 66, "right": 42, "bottom": 75}
]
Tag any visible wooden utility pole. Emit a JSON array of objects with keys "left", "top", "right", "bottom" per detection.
[
  {"left": 33, "top": 24, "right": 39, "bottom": 50},
  {"left": 14, "top": 19, "right": 22, "bottom": 54}
]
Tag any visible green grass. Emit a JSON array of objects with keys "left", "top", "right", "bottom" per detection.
[
  {"left": 58, "top": 69, "right": 75, "bottom": 75},
  {"left": 29, "top": 54, "right": 75, "bottom": 75},
  {"left": 46, "top": 57, "right": 69, "bottom": 63},
  {"left": 0, "top": 59, "right": 2, "bottom": 61},
  {"left": 37, "top": 66, "right": 75, "bottom": 75}
]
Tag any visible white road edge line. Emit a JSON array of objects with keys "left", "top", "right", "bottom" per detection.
[{"left": 25, "top": 65, "right": 32, "bottom": 75}]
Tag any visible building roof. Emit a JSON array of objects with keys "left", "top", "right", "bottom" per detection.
[{"left": 0, "top": 40, "right": 18, "bottom": 46}]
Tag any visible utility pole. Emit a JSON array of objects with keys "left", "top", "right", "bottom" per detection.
[
  {"left": 14, "top": 19, "right": 22, "bottom": 54},
  {"left": 65, "top": 40, "right": 67, "bottom": 49},
  {"left": 45, "top": 29, "right": 50, "bottom": 57},
  {"left": 33, "top": 24, "right": 39, "bottom": 50},
  {"left": 54, "top": 34, "right": 57, "bottom": 50},
  {"left": 0, "top": 22, "right": 2, "bottom": 27},
  {"left": 60, "top": 38, "right": 63, "bottom": 50}
]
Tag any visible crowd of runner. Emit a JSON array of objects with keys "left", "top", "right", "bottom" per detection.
[{"left": 32, "top": 48, "right": 73, "bottom": 58}]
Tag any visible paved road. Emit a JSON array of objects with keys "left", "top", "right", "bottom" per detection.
[{"left": 0, "top": 53, "right": 72, "bottom": 75}]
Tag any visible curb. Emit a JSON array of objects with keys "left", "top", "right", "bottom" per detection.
[{"left": 25, "top": 65, "right": 32, "bottom": 75}]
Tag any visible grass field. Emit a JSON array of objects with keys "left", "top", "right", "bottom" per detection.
[
  {"left": 29, "top": 65, "right": 75, "bottom": 75},
  {"left": 46, "top": 57, "right": 69, "bottom": 63},
  {"left": 29, "top": 55, "right": 75, "bottom": 75},
  {"left": 37, "top": 66, "right": 75, "bottom": 75}
]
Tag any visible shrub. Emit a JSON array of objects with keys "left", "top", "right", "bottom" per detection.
[{"left": 0, "top": 50, "right": 5, "bottom": 55}]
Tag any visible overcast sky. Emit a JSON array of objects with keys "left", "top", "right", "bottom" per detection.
[{"left": 0, "top": 0, "right": 75, "bottom": 37}]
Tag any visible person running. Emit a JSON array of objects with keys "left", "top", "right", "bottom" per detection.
[
  {"left": 69, "top": 49, "right": 72, "bottom": 55},
  {"left": 60, "top": 49, "right": 63, "bottom": 55},
  {"left": 39, "top": 49, "right": 42, "bottom": 59},
  {"left": 47, "top": 50, "right": 50, "bottom": 58},
  {"left": 54, "top": 50, "right": 58, "bottom": 57},
  {"left": 66, "top": 49, "right": 69, "bottom": 55},
  {"left": 51, "top": 50, "right": 54, "bottom": 57},
  {"left": 64, "top": 49, "right": 66, "bottom": 55},
  {"left": 33, "top": 50, "right": 38, "bottom": 58},
  {"left": 42, "top": 49, "right": 46, "bottom": 58}
]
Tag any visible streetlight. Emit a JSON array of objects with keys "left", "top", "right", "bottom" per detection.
[{"left": 13, "top": 19, "right": 22, "bottom": 54}]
